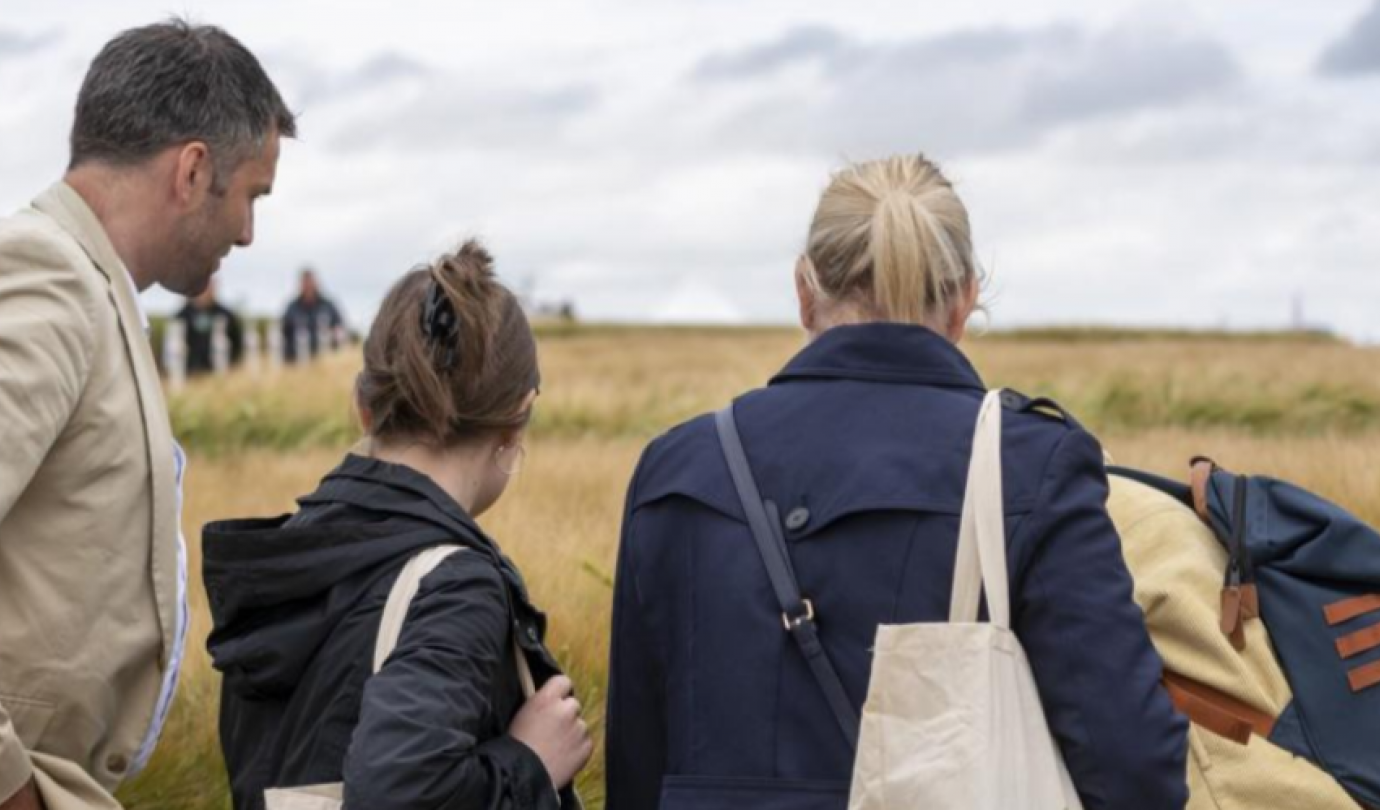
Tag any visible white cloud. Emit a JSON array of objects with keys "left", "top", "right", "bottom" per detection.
[{"left": 0, "top": 1, "right": 1378, "bottom": 341}]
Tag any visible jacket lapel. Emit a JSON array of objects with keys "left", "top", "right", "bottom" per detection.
[{"left": 32, "top": 182, "right": 181, "bottom": 668}]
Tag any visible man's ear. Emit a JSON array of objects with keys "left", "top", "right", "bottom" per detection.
[
  {"left": 173, "top": 141, "right": 215, "bottom": 206},
  {"left": 795, "top": 256, "right": 817, "bottom": 334}
]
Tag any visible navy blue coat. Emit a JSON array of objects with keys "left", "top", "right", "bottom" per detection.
[{"left": 606, "top": 323, "right": 1188, "bottom": 810}]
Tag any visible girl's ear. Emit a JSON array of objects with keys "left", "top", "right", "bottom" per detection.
[{"left": 355, "top": 375, "right": 375, "bottom": 433}]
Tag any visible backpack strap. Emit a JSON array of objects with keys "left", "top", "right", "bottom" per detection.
[
  {"left": 372, "top": 544, "right": 537, "bottom": 695},
  {"left": 374, "top": 545, "right": 466, "bottom": 673},
  {"left": 714, "top": 405, "right": 860, "bottom": 750},
  {"left": 1106, "top": 465, "right": 1193, "bottom": 508}
]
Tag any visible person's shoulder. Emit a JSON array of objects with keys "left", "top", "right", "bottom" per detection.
[
  {"left": 0, "top": 205, "right": 101, "bottom": 279},
  {"left": 996, "top": 388, "right": 1105, "bottom": 482},
  {"left": 629, "top": 409, "right": 736, "bottom": 515},
  {"left": 408, "top": 548, "right": 514, "bottom": 622},
  {"left": 0, "top": 205, "right": 108, "bottom": 327},
  {"left": 404, "top": 549, "right": 511, "bottom": 637},
  {"left": 997, "top": 388, "right": 1081, "bottom": 432}
]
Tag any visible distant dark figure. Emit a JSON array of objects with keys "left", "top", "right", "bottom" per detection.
[
  {"left": 176, "top": 280, "right": 245, "bottom": 375},
  {"left": 282, "top": 267, "right": 345, "bottom": 363}
]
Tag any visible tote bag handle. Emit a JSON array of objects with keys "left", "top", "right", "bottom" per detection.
[{"left": 949, "top": 390, "right": 1011, "bottom": 628}]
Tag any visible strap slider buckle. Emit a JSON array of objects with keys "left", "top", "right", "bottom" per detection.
[{"left": 782, "top": 599, "right": 816, "bottom": 631}]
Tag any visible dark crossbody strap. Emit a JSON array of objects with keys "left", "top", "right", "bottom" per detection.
[{"left": 714, "top": 406, "right": 860, "bottom": 749}]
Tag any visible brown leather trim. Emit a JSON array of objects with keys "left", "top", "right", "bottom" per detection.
[
  {"left": 1221, "top": 587, "right": 1242, "bottom": 638},
  {"left": 1220, "top": 586, "right": 1254, "bottom": 650},
  {"left": 1348, "top": 660, "right": 1380, "bottom": 693},
  {"left": 1190, "top": 459, "right": 1214, "bottom": 524},
  {"left": 1337, "top": 623, "right": 1380, "bottom": 660},
  {"left": 1325, "top": 594, "right": 1380, "bottom": 626},
  {"left": 1163, "top": 671, "right": 1275, "bottom": 745},
  {"left": 1239, "top": 583, "right": 1259, "bottom": 620}
]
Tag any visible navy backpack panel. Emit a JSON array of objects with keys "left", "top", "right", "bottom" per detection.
[
  {"left": 1200, "top": 471, "right": 1380, "bottom": 805},
  {"left": 1118, "top": 461, "right": 1380, "bottom": 806}
]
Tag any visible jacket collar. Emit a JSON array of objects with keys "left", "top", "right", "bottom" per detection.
[
  {"left": 32, "top": 182, "right": 131, "bottom": 287},
  {"left": 771, "top": 322, "right": 986, "bottom": 391}
]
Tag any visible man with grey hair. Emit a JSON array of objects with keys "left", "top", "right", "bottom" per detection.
[{"left": 0, "top": 20, "right": 294, "bottom": 810}]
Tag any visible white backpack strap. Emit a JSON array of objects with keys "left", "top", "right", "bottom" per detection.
[
  {"left": 373, "top": 545, "right": 466, "bottom": 673},
  {"left": 949, "top": 390, "right": 1011, "bottom": 628}
]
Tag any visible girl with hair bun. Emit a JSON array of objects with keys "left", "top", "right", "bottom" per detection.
[
  {"left": 606, "top": 154, "right": 1189, "bottom": 809},
  {"left": 204, "top": 240, "right": 590, "bottom": 810}
]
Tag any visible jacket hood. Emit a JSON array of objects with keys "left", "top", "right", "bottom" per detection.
[{"left": 203, "top": 453, "right": 513, "bottom": 699}]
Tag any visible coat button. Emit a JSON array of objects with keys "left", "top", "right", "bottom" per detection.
[
  {"left": 785, "top": 507, "right": 810, "bottom": 532},
  {"left": 525, "top": 626, "right": 539, "bottom": 643},
  {"left": 106, "top": 753, "right": 129, "bottom": 774}
]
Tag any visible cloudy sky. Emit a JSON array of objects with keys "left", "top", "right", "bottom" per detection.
[{"left": 2, "top": 1, "right": 1379, "bottom": 338}]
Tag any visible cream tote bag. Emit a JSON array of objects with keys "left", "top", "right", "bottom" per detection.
[
  {"left": 264, "top": 545, "right": 538, "bottom": 810},
  {"left": 848, "top": 391, "right": 1084, "bottom": 810}
]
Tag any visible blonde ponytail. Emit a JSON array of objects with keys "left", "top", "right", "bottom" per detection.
[{"left": 806, "top": 155, "right": 977, "bottom": 327}]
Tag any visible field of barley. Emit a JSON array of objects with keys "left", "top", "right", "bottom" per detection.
[{"left": 116, "top": 325, "right": 1380, "bottom": 810}]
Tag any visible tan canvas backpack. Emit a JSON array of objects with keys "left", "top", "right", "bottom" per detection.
[{"left": 1108, "top": 475, "right": 1360, "bottom": 810}]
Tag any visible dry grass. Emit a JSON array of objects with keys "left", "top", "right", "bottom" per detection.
[{"left": 116, "top": 327, "right": 1380, "bottom": 810}]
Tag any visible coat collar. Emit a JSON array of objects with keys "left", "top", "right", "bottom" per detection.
[{"left": 771, "top": 323, "right": 986, "bottom": 391}]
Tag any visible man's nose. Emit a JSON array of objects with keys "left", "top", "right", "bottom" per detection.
[{"left": 237, "top": 210, "right": 254, "bottom": 247}]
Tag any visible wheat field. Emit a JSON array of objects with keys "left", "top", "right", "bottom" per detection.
[{"left": 115, "top": 326, "right": 1380, "bottom": 810}]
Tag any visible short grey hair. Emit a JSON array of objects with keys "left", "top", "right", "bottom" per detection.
[{"left": 69, "top": 19, "right": 296, "bottom": 189}]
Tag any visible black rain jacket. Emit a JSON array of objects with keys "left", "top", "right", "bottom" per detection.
[{"left": 205, "top": 453, "right": 575, "bottom": 810}]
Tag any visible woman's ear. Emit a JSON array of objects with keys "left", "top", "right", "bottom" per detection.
[
  {"left": 795, "top": 256, "right": 817, "bottom": 334},
  {"left": 947, "top": 275, "right": 981, "bottom": 343}
]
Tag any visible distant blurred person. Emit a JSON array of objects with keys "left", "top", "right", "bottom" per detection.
[
  {"left": 281, "top": 267, "right": 345, "bottom": 363},
  {"left": 0, "top": 19, "right": 292, "bottom": 810},
  {"left": 175, "top": 278, "right": 245, "bottom": 375},
  {"left": 206, "top": 241, "right": 589, "bottom": 810}
]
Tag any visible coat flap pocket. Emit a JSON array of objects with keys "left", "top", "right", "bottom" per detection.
[{"left": 661, "top": 775, "right": 848, "bottom": 810}]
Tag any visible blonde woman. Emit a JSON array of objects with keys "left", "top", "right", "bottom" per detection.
[{"left": 606, "top": 155, "right": 1188, "bottom": 809}]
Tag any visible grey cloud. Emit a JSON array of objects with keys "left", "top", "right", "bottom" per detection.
[
  {"left": 0, "top": 28, "right": 59, "bottom": 61},
  {"left": 694, "top": 25, "right": 847, "bottom": 80},
  {"left": 352, "top": 53, "right": 430, "bottom": 85},
  {"left": 325, "top": 82, "right": 599, "bottom": 153},
  {"left": 286, "top": 51, "right": 434, "bottom": 105},
  {"left": 1022, "top": 27, "right": 1239, "bottom": 124},
  {"left": 694, "top": 22, "right": 1241, "bottom": 157},
  {"left": 1319, "top": 0, "right": 1380, "bottom": 75},
  {"left": 262, "top": 50, "right": 595, "bottom": 153}
]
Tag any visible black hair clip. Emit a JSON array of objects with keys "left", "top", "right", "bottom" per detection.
[{"left": 421, "top": 279, "right": 462, "bottom": 371}]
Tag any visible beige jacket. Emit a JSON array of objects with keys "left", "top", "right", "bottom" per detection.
[
  {"left": 0, "top": 183, "right": 180, "bottom": 809},
  {"left": 1108, "top": 475, "right": 1357, "bottom": 810}
]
